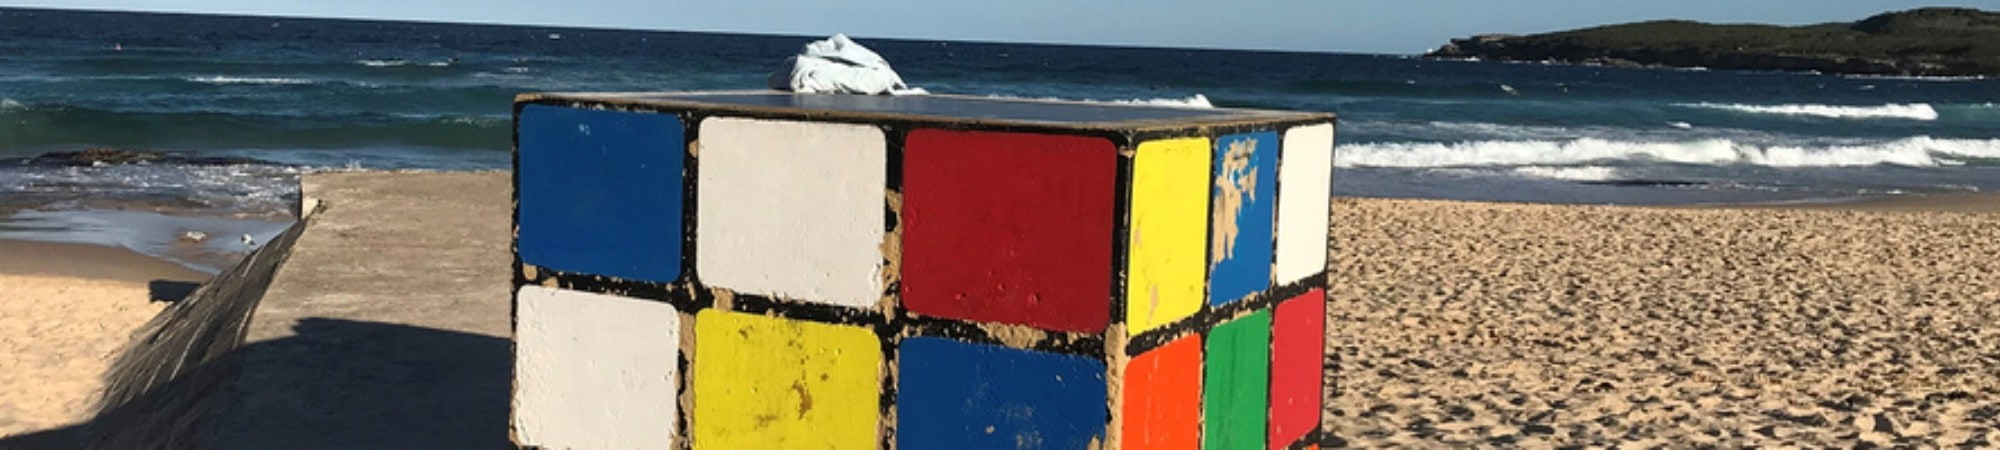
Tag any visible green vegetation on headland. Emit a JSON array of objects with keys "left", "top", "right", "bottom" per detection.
[{"left": 1425, "top": 8, "right": 2000, "bottom": 77}]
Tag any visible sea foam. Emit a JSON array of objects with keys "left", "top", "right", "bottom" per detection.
[
  {"left": 1337, "top": 136, "right": 2000, "bottom": 168},
  {"left": 1679, "top": 102, "right": 1939, "bottom": 120},
  {"left": 185, "top": 76, "right": 315, "bottom": 85}
]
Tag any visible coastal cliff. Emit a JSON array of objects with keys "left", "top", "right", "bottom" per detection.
[{"left": 1426, "top": 8, "right": 2000, "bottom": 77}]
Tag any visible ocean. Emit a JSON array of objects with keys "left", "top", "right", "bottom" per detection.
[{"left": 4, "top": 7, "right": 1999, "bottom": 270}]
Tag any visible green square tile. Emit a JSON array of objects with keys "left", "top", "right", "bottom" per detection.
[{"left": 1204, "top": 310, "right": 1272, "bottom": 450}]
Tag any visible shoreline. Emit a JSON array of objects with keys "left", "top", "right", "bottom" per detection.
[
  {"left": 0, "top": 241, "right": 206, "bottom": 440},
  {"left": 0, "top": 239, "right": 209, "bottom": 284}
]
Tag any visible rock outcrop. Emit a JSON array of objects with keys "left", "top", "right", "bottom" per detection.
[{"left": 1426, "top": 8, "right": 2000, "bottom": 77}]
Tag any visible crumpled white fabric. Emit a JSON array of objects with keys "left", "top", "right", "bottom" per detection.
[{"left": 768, "top": 34, "right": 926, "bottom": 95}]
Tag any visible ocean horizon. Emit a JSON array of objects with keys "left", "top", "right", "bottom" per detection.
[{"left": 4, "top": 6, "right": 1999, "bottom": 270}]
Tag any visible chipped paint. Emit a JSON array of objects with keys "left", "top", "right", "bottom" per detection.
[
  {"left": 1211, "top": 138, "right": 1259, "bottom": 268},
  {"left": 1208, "top": 132, "right": 1278, "bottom": 305}
]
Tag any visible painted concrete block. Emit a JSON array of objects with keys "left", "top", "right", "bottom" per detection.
[
  {"left": 514, "top": 92, "right": 1340, "bottom": 449},
  {"left": 1276, "top": 124, "right": 1335, "bottom": 287},
  {"left": 695, "top": 117, "right": 887, "bottom": 308},
  {"left": 1206, "top": 310, "right": 1272, "bottom": 450},
  {"left": 516, "top": 105, "right": 684, "bottom": 283},
  {"left": 898, "top": 337, "right": 1108, "bottom": 449},
  {"left": 1209, "top": 131, "right": 1278, "bottom": 305},
  {"left": 901, "top": 129, "right": 1117, "bottom": 332},
  {"left": 1120, "top": 334, "right": 1202, "bottom": 450},
  {"left": 1269, "top": 288, "right": 1327, "bottom": 449},
  {"left": 513, "top": 286, "right": 681, "bottom": 449},
  {"left": 691, "top": 310, "right": 881, "bottom": 450},
  {"left": 1125, "top": 137, "right": 1210, "bottom": 335}
]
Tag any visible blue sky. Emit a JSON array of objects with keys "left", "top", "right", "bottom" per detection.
[{"left": 4, "top": 0, "right": 1993, "bottom": 53}]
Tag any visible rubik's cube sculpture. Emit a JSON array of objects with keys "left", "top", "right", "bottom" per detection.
[{"left": 510, "top": 91, "right": 1336, "bottom": 449}]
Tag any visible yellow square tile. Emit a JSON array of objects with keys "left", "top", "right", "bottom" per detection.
[
  {"left": 691, "top": 310, "right": 881, "bottom": 449},
  {"left": 1125, "top": 137, "right": 1210, "bottom": 335}
]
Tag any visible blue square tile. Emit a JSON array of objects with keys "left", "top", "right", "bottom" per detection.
[
  {"left": 1209, "top": 131, "right": 1278, "bottom": 305},
  {"left": 896, "top": 338, "right": 1107, "bottom": 449},
  {"left": 517, "top": 105, "right": 684, "bottom": 283}
]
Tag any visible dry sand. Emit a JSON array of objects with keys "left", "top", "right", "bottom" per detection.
[
  {"left": 1328, "top": 196, "right": 2000, "bottom": 447},
  {"left": 0, "top": 241, "right": 206, "bottom": 440}
]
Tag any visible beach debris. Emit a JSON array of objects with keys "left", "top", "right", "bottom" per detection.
[{"left": 768, "top": 34, "right": 926, "bottom": 95}]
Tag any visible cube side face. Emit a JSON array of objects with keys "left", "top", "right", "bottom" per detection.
[
  {"left": 694, "top": 117, "right": 887, "bottom": 308},
  {"left": 691, "top": 310, "right": 882, "bottom": 450},
  {"left": 901, "top": 129, "right": 1118, "bottom": 333},
  {"left": 516, "top": 105, "right": 685, "bottom": 283},
  {"left": 1209, "top": 131, "right": 1279, "bottom": 305},
  {"left": 1124, "top": 137, "right": 1211, "bottom": 335},
  {"left": 513, "top": 286, "right": 682, "bottom": 449},
  {"left": 1275, "top": 124, "right": 1335, "bottom": 286},
  {"left": 896, "top": 337, "right": 1109, "bottom": 449}
]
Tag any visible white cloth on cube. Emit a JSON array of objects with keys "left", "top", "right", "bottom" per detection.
[{"left": 768, "top": 34, "right": 926, "bottom": 95}]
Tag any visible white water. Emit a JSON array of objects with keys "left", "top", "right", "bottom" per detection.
[
  {"left": 1679, "top": 102, "right": 1939, "bottom": 120},
  {"left": 184, "top": 76, "right": 316, "bottom": 85},
  {"left": 1338, "top": 136, "right": 2000, "bottom": 168},
  {"left": 1511, "top": 166, "right": 1622, "bottom": 181}
]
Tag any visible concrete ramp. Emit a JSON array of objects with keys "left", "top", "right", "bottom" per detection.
[{"left": 208, "top": 171, "right": 513, "bottom": 449}]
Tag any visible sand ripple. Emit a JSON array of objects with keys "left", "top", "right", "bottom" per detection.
[{"left": 1328, "top": 199, "right": 2000, "bottom": 447}]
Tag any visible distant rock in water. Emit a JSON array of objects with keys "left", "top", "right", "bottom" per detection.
[
  {"left": 14, "top": 148, "right": 273, "bottom": 167},
  {"left": 1425, "top": 7, "right": 2000, "bottom": 77}
]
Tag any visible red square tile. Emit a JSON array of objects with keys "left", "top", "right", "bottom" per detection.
[
  {"left": 1269, "top": 288, "right": 1326, "bottom": 448},
  {"left": 900, "top": 129, "right": 1117, "bottom": 332}
]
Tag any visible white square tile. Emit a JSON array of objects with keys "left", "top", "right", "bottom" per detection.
[
  {"left": 695, "top": 117, "right": 887, "bottom": 308},
  {"left": 514, "top": 286, "right": 682, "bottom": 449},
  {"left": 1275, "top": 123, "right": 1334, "bottom": 286}
]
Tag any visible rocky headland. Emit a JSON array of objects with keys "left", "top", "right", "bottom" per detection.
[{"left": 1426, "top": 8, "right": 2000, "bottom": 77}]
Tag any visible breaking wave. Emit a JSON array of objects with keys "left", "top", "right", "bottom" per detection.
[
  {"left": 184, "top": 75, "right": 316, "bottom": 85},
  {"left": 355, "top": 59, "right": 453, "bottom": 68},
  {"left": 1338, "top": 136, "right": 2000, "bottom": 168},
  {"left": 1511, "top": 166, "right": 1621, "bottom": 181},
  {"left": 1678, "top": 102, "right": 1939, "bottom": 120}
]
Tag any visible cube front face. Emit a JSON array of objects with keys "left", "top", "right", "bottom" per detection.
[{"left": 511, "top": 92, "right": 1334, "bottom": 450}]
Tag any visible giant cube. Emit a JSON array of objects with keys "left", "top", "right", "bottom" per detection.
[{"left": 511, "top": 91, "right": 1336, "bottom": 449}]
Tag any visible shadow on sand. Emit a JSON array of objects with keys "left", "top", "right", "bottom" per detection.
[{"left": 0, "top": 318, "right": 511, "bottom": 450}]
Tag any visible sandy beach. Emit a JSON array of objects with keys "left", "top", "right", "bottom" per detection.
[
  {"left": 0, "top": 240, "right": 207, "bottom": 440},
  {"left": 3, "top": 192, "right": 1997, "bottom": 446},
  {"left": 1328, "top": 195, "right": 2000, "bottom": 447}
]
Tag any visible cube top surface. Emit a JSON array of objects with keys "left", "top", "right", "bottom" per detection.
[{"left": 517, "top": 91, "right": 1333, "bottom": 131}]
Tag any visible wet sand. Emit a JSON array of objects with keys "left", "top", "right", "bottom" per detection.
[
  {"left": 1328, "top": 195, "right": 2000, "bottom": 447},
  {"left": 0, "top": 240, "right": 207, "bottom": 439}
]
